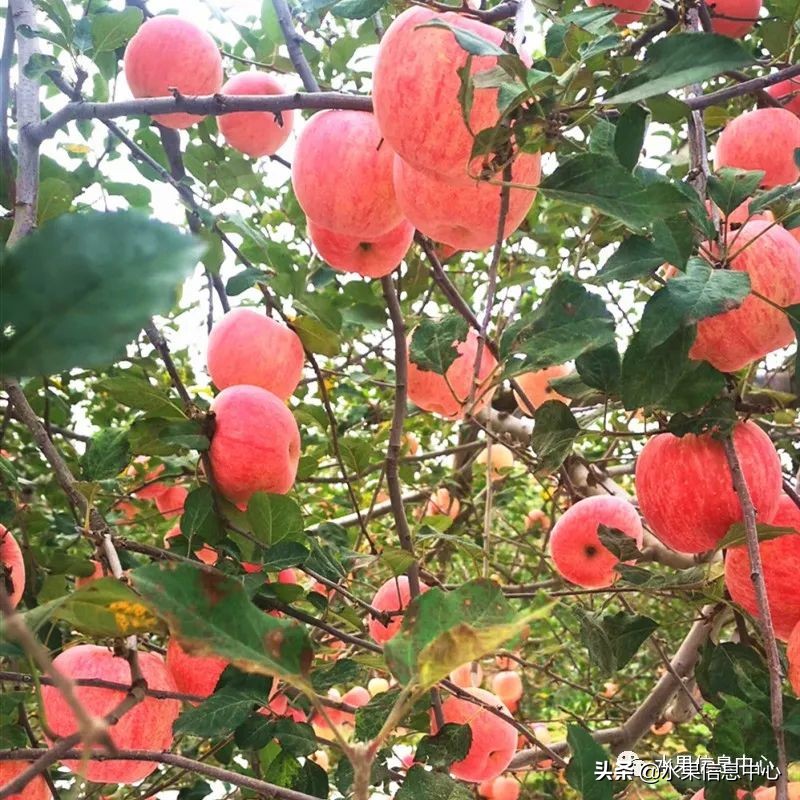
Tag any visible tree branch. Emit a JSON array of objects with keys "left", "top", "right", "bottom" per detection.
[
  {"left": 684, "top": 63, "right": 800, "bottom": 111},
  {"left": 272, "top": 0, "right": 320, "bottom": 93}
]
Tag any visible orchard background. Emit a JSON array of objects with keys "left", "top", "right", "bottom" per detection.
[{"left": 2, "top": 0, "right": 800, "bottom": 797}]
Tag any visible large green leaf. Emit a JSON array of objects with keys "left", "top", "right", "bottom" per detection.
[
  {"left": 384, "top": 579, "right": 554, "bottom": 689},
  {"left": 409, "top": 315, "right": 470, "bottom": 375},
  {"left": 565, "top": 725, "right": 614, "bottom": 800},
  {"left": 247, "top": 493, "right": 304, "bottom": 546},
  {"left": 80, "top": 428, "right": 130, "bottom": 480},
  {"left": 90, "top": 7, "right": 142, "bottom": 51},
  {"left": 531, "top": 400, "right": 580, "bottom": 473},
  {"left": 603, "top": 33, "right": 754, "bottom": 105},
  {"left": 130, "top": 562, "right": 313, "bottom": 686},
  {"left": 396, "top": 765, "right": 473, "bottom": 800},
  {"left": 592, "top": 235, "right": 663, "bottom": 284},
  {"left": 1, "top": 211, "right": 203, "bottom": 377}
]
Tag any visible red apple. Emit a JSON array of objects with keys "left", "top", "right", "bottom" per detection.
[
  {"left": 392, "top": 152, "right": 540, "bottom": 252},
  {"left": 715, "top": 108, "right": 800, "bottom": 188},
  {"left": 635, "top": 420, "right": 783, "bottom": 553},
  {"left": 308, "top": 218, "right": 414, "bottom": 278},
  {"left": 164, "top": 525, "right": 218, "bottom": 566},
  {"left": 549, "top": 495, "right": 644, "bottom": 588},
  {"left": 42, "top": 645, "right": 181, "bottom": 784},
  {"left": 155, "top": 485, "right": 187, "bottom": 519},
  {"left": 513, "top": 365, "right": 570, "bottom": 414},
  {"left": 0, "top": 760, "right": 49, "bottom": 800},
  {"left": 76, "top": 559, "right": 105, "bottom": 589},
  {"left": 788, "top": 620, "right": 800, "bottom": 696},
  {"left": 123, "top": 16, "right": 223, "bottom": 130},
  {"left": 491, "top": 776, "right": 521, "bottom": 800},
  {"left": 407, "top": 329, "right": 498, "bottom": 420},
  {"left": 218, "top": 72, "right": 293, "bottom": 157},
  {"left": 450, "top": 662, "right": 484, "bottom": 689},
  {"left": 586, "top": 0, "right": 652, "bottom": 25},
  {"left": 724, "top": 494, "right": 800, "bottom": 640},
  {"left": 491, "top": 671, "right": 523, "bottom": 705},
  {"left": 367, "top": 576, "right": 427, "bottom": 644},
  {"left": 476, "top": 443, "right": 515, "bottom": 481},
  {"left": 766, "top": 76, "right": 800, "bottom": 117},
  {"left": 207, "top": 308, "right": 304, "bottom": 400},
  {"left": 0, "top": 525, "right": 25, "bottom": 608},
  {"left": 707, "top": 0, "right": 762, "bottom": 37},
  {"left": 166, "top": 637, "right": 229, "bottom": 701},
  {"left": 292, "top": 110, "right": 402, "bottom": 238},
  {"left": 209, "top": 385, "right": 301, "bottom": 506}
]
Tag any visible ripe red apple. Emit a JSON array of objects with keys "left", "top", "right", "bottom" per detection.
[
  {"left": 307, "top": 218, "right": 414, "bottom": 279},
  {"left": 155, "top": 485, "right": 187, "bottom": 519},
  {"left": 392, "top": 153, "right": 540, "bottom": 252},
  {"left": 166, "top": 637, "right": 229, "bottom": 700},
  {"left": 0, "top": 760, "right": 49, "bottom": 800},
  {"left": 715, "top": 108, "right": 800, "bottom": 188},
  {"left": 766, "top": 76, "right": 800, "bottom": 117},
  {"left": 340, "top": 686, "right": 371, "bottom": 725},
  {"left": 407, "top": 329, "right": 498, "bottom": 420},
  {"left": 367, "top": 576, "right": 427, "bottom": 644},
  {"left": 788, "top": 621, "right": 800, "bottom": 696},
  {"left": 218, "top": 72, "right": 293, "bottom": 157},
  {"left": 513, "top": 365, "right": 570, "bottom": 414},
  {"left": 0, "top": 526, "right": 25, "bottom": 608},
  {"left": 42, "top": 645, "right": 181, "bottom": 784},
  {"left": 635, "top": 420, "right": 783, "bottom": 554},
  {"left": 373, "top": 7, "right": 530, "bottom": 179},
  {"left": 491, "top": 776, "right": 521, "bottom": 800},
  {"left": 123, "top": 16, "right": 223, "bottom": 130},
  {"left": 491, "top": 671, "right": 523, "bottom": 705},
  {"left": 164, "top": 524, "right": 218, "bottom": 565},
  {"left": 724, "top": 494, "right": 800, "bottom": 641},
  {"left": 707, "top": 0, "right": 762, "bottom": 37},
  {"left": 206, "top": 307, "right": 304, "bottom": 400},
  {"left": 753, "top": 784, "right": 800, "bottom": 800},
  {"left": 131, "top": 461, "right": 167, "bottom": 500},
  {"left": 292, "top": 110, "right": 402, "bottom": 238},
  {"left": 76, "top": 559, "right": 105, "bottom": 589},
  {"left": 419, "top": 488, "right": 461, "bottom": 520},
  {"left": 478, "top": 778, "right": 496, "bottom": 798},
  {"left": 548, "top": 495, "right": 644, "bottom": 588},
  {"left": 209, "top": 385, "right": 301, "bottom": 506},
  {"left": 450, "top": 662, "right": 484, "bottom": 689},
  {"left": 431, "top": 688, "right": 518, "bottom": 783},
  {"left": 688, "top": 222, "right": 800, "bottom": 372},
  {"left": 586, "top": 0, "right": 652, "bottom": 25}
]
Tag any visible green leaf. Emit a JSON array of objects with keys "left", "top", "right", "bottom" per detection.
[
  {"left": 592, "top": 235, "right": 663, "bottom": 284},
  {"left": 261, "top": 541, "right": 310, "bottom": 572},
  {"left": 98, "top": 375, "right": 186, "bottom": 419},
  {"left": 707, "top": 168, "right": 765, "bottom": 216},
  {"left": 614, "top": 104, "right": 649, "bottom": 171},
  {"left": 415, "top": 723, "right": 472, "bottom": 769},
  {"left": 309, "top": 658, "right": 362, "bottom": 693},
  {"left": 603, "top": 33, "right": 754, "bottom": 105},
  {"left": 91, "top": 7, "right": 142, "bottom": 52},
  {"left": 247, "top": 493, "right": 304, "bottom": 547},
  {"left": 565, "top": 725, "right": 613, "bottom": 800},
  {"left": 539, "top": 154, "right": 690, "bottom": 229},
  {"left": 417, "top": 20, "right": 507, "bottom": 56},
  {"left": 384, "top": 579, "right": 554, "bottom": 689},
  {"left": 330, "top": 0, "right": 387, "bottom": 19},
  {"left": 717, "top": 522, "right": 795, "bottom": 550},
  {"left": 174, "top": 678, "right": 267, "bottom": 738},
  {"left": 666, "top": 397, "right": 737, "bottom": 438},
  {"left": 292, "top": 315, "right": 340, "bottom": 358},
  {"left": 696, "top": 642, "right": 771, "bottom": 709},
  {"left": 181, "top": 486, "right": 225, "bottom": 546},
  {"left": 503, "top": 278, "right": 615, "bottom": 372},
  {"left": 531, "top": 400, "right": 580, "bottom": 472},
  {"left": 354, "top": 688, "right": 402, "bottom": 741},
  {"left": 1, "top": 211, "right": 203, "bottom": 378},
  {"left": 575, "top": 345, "right": 621, "bottom": 395},
  {"left": 409, "top": 315, "right": 470, "bottom": 375},
  {"left": 662, "top": 361, "right": 726, "bottom": 413},
  {"left": 129, "top": 562, "right": 314, "bottom": 686},
  {"left": 38, "top": 177, "right": 75, "bottom": 223},
  {"left": 396, "top": 765, "right": 473, "bottom": 800},
  {"left": 80, "top": 428, "right": 130, "bottom": 480},
  {"left": 597, "top": 525, "right": 645, "bottom": 562}
]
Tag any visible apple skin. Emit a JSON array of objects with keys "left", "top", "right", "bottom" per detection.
[
  {"left": 42, "top": 645, "right": 181, "bottom": 784},
  {"left": 292, "top": 110, "right": 402, "bottom": 238},
  {"left": 491, "top": 776, "right": 521, "bottom": 800},
  {"left": 431, "top": 688, "right": 518, "bottom": 783},
  {"left": 513, "top": 365, "right": 570, "bottom": 414},
  {"left": 407, "top": 329, "right": 498, "bottom": 420},
  {"left": 76, "top": 559, "right": 105, "bottom": 589},
  {"left": 476, "top": 443, "right": 515, "bottom": 480},
  {"left": 549, "top": 495, "right": 644, "bottom": 588},
  {"left": 766, "top": 76, "right": 800, "bottom": 117},
  {"left": 206, "top": 308, "right": 304, "bottom": 400},
  {"left": 367, "top": 576, "right": 428, "bottom": 644},
  {"left": 724, "top": 495, "right": 800, "bottom": 641},
  {"left": 715, "top": 108, "right": 800, "bottom": 189},
  {"left": 0, "top": 525, "right": 25, "bottom": 608},
  {"left": 392, "top": 153, "right": 541, "bottom": 252},
  {"left": 308, "top": 218, "right": 414, "bottom": 279},
  {"left": 707, "top": 0, "right": 762, "bottom": 37},
  {"left": 373, "top": 7, "right": 528, "bottom": 179},
  {"left": 525, "top": 509, "right": 550, "bottom": 532},
  {"left": 218, "top": 72, "right": 293, "bottom": 157},
  {"left": 0, "top": 760, "right": 49, "bottom": 800},
  {"left": 166, "top": 637, "right": 229, "bottom": 701},
  {"left": 450, "top": 662, "right": 484, "bottom": 689},
  {"left": 420, "top": 488, "right": 461, "bottom": 520},
  {"left": 164, "top": 524, "right": 218, "bottom": 566},
  {"left": 753, "top": 784, "right": 800, "bottom": 800},
  {"left": 688, "top": 222, "right": 800, "bottom": 372},
  {"left": 209, "top": 385, "right": 301, "bottom": 506},
  {"left": 491, "top": 671, "right": 523, "bottom": 705},
  {"left": 586, "top": 0, "right": 652, "bottom": 25},
  {"left": 123, "top": 16, "right": 223, "bottom": 130},
  {"left": 131, "top": 461, "right": 167, "bottom": 500},
  {"left": 636, "top": 420, "right": 783, "bottom": 554},
  {"left": 788, "top": 621, "right": 800, "bottom": 696},
  {"left": 155, "top": 485, "right": 187, "bottom": 519}
]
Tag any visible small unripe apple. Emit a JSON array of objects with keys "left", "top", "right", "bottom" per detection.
[
  {"left": 42, "top": 645, "right": 181, "bottom": 784},
  {"left": 367, "top": 677, "right": 390, "bottom": 696},
  {"left": 218, "top": 72, "right": 293, "bottom": 157},
  {"left": 549, "top": 495, "right": 644, "bottom": 588},
  {"left": 0, "top": 526, "right": 25, "bottom": 608},
  {"left": 0, "top": 760, "right": 49, "bottom": 800},
  {"left": 308, "top": 218, "right": 414, "bottom": 279},
  {"left": 292, "top": 110, "right": 402, "bottom": 239},
  {"left": 513, "top": 365, "right": 570, "bottom": 414},
  {"left": 637, "top": 421, "right": 783, "bottom": 553},
  {"left": 407, "top": 329, "right": 497, "bottom": 420},
  {"left": 707, "top": 0, "right": 762, "bottom": 37},
  {"left": 209, "top": 385, "right": 301, "bottom": 506},
  {"left": 450, "top": 662, "right": 484, "bottom": 689},
  {"left": 207, "top": 308, "right": 304, "bottom": 400},
  {"left": 586, "top": 0, "right": 652, "bottom": 24},
  {"left": 715, "top": 108, "right": 800, "bottom": 188},
  {"left": 123, "top": 16, "right": 223, "bottom": 130}
]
